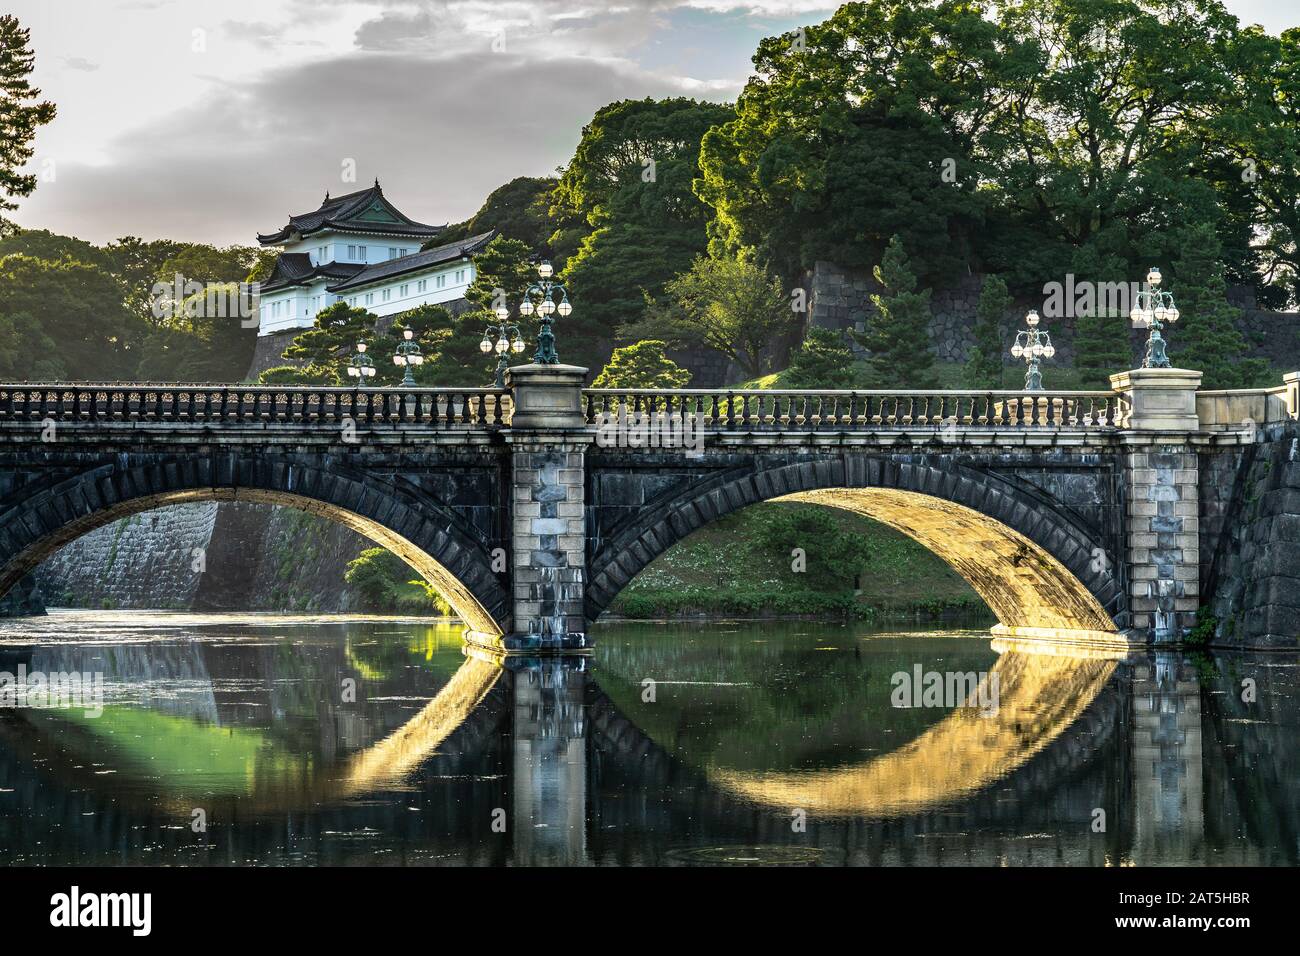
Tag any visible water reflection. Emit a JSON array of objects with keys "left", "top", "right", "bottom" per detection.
[{"left": 0, "top": 612, "right": 1295, "bottom": 866}]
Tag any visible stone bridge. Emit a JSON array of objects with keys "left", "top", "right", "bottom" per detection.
[{"left": 1, "top": 365, "right": 1297, "bottom": 650}]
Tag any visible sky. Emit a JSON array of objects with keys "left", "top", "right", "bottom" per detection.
[{"left": 8, "top": 0, "right": 1299, "bottom": 247}]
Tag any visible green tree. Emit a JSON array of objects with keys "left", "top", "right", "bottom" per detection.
[
  {"left": 556, "top": 98, "right": 735, "bottom": 356},
  {"left": 592, "top": 340, "right": 691, "bottom": 389},
  {"left": 434, "top": 176, "right": 556, "bottom": 252},
  {"left": 418, "top": 236, "right": 538, "bottom": 385},
  {"left": 1170, "top": 222, "right": 1272, "bottom": 388},
  {"left": 275, "top": 300, "right": 378, "bottom": 385},
  {"left": 964, "top": 275, "right": 1011, "bottom": 388},
  {"left": 0, "top": 16, "right": 55, "bottom": 236},
  {"left": 344, "top": 547, "right": 450, "bottom": 614},
  {"left": 785, "top": 327, "right": 855, "bottom": 389},
  {"left": 1068, "top": 247, "right": 1136, "bottom": 388},
  {"left": 135, "top": 282, "right": 257, "bottom": 382},
  {"left": 377, "top": 303, "right": 456, "bottom": 386},
  {"left": 696, "top": 2, "right": 997, "bottom": 281},
  {"left": 648, "top": 255, "right": 797, "bottom": 379},
  {"left": 753, "top": 505, "right": 870, "bottom": 588},
  {"left": 849, "top": 236, "right": 937, "bottom": 388},
  {"left": 696, "top": 0, "right": 1260, "bottom": 293},
  {"left": 0, "top": 253, "right": 138, "bottom": 380}
]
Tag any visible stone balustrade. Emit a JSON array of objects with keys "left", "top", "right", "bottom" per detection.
[
  {"left": 583, "top": 388, "right": 1124, "bottom": 430},
  {"left": 0, "top": 384, "right": 511, "bottom": 428}
]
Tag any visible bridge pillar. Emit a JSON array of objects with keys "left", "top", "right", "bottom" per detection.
[
  {"left": 1111, "top": 369, "right": 1203, "bottom": 643},
  {"left": 469, "top": 364, "right": 592, "bottom": 654}
]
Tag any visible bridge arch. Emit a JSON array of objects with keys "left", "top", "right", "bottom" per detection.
[
  {"left": 0, "top": 456, "right": 509, "bottom": 635},
  {"left": 586, "top": 455, "right": 1126, "bottom": 639}
]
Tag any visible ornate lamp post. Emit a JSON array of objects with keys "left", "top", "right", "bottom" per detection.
[
  {"left": 1129, "top": 266, "right": 1180, "bottom": 369},
  {"left": 345, "top": 341, "right": 376, "bottom": 386},
  {"left": 516, "top": 260, "right": 573, "bottom": 365},
  {"left": 479, "top": 308, "right": 526, "bottom": 387},
  {"left": 391, "top": 327, "right": 424, "bottom": 387},
  {"left": 1010, "top": 309, "right": 1055, "bottom": 390}
]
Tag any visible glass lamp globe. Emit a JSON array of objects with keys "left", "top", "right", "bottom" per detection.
[
  {"left": 1153, "top": 306, "right": 1169, "bottom": 322},
  {"left": 495, "top": 337, "right": 508, "bottom": 354},
  {"left": 411, "top": 354, "right": 423, "bottom": 365},
  {"left": 1031, "top": 343, "right": 1044, "bottom": 357},
  {"left": 1147, "top": 267, "right": 1162, "bottom": 287},
  {"left": 364, "top": 365, "right": 375, "bottom": 377},
  {"left": 347, "top": 366, "right": 359, "bottom": 377},
  {"left": 479, "top": 337, "right": 493, "bottom": 354},
  {"left": 557, "top": 299, "right": 572, "bottom": 317},
  {"left": 1129, "top": 306, "right": 1144, "bottom": 324},
  {"left": 511, "top": 338, "right": 525, "bottom": 353},
  {"left": 393, "top": 354, "right": 403, "bottom": 366},
  {"left": 357, "top": 342, "right": 367, "bottom": 353},
  {"left": 537, "top": 261, "right": 554, "bottom": 279},
  {"left": 1026, "top": 309, "right": 1040, "bottom": 327},
  {"left": 1044, "top": 345, "right": 1056, "bottom": 358},
  {"left": 1011, "top": 344, "right": 1024, "bottom": 358},
  {"left": 540, "top": 298, "right": 556, "bottom": 316},
  {"left": 403, "top": 328, "right": 415, "bottom": 341},
  {"left": 495, "top": 306, "right": 509, "bottom": 321},
  {"left": 1167, "top": 307, "right": 1179, "bottom": 322},
  {"left": 519, "top": 299, "right": 535, "bottom": 317}
]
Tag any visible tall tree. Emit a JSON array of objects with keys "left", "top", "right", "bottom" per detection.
[
  {"left": 849, "top": 236, "right": 937, "bottom": 388},
  {"left": 0, "top": 16, "right": 55, "bottom": 236},
  {"left": 1170, "top": 222, "right": 1272, "bottom": 388},
  {"left": 555, "top": 98, "right": 735, "bottom": 357},
  {"left": 964, "top": 274, "right": 1011, "bottom": 388},
  {"left": 650, "top": 255, "right": 798, "bottom": 380}
]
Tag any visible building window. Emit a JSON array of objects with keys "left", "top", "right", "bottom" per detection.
[
  {"left": 382, "top": 289, "right": 391, "bottom": 302},
  {"left": 365, "top": 293, "right": 374, "bottom": 305},
  {"left": 416, "top": 279, "right": 427, "bottom": 292},
  {"left": 455, "top": 269, "right": 465, "bottom": 282},
  {"left": 400, "top": 284, "right": 409, "bottom": 296},
  {"left": 436, "top": 275, "right": 446, "bottom": 288}
]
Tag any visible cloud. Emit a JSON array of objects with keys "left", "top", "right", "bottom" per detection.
[
  {"left": 61, "top": 57, "right": 101, "bottom": 72},
  {"left": 17, "top": 48, "right": 735, "bottom": 246}
]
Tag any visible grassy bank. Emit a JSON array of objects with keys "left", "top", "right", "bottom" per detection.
[{"left": 608, "top": 501, "right": 990, "bottom": 624}]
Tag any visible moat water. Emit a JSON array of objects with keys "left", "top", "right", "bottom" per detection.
[{"left": 0, "top": 610, "right": 1295, "bottom": 866}]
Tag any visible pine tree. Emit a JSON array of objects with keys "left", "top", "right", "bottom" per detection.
[
  {"left": 1073, "top": 313, "right": 1133, "bottom": 389},
  {"left": 849, "top": 236, "right": 937, "bottom": 388},
  {"left": 963, "top": 275, "right": 1010, "bottom": 388},
  {"left": 0, "top": 16, "right": 56, "bottom": 236},
  {"left": 786, "top": 327, "right": 855, "bottom": 389},
  {"left": 592, "top": 340, "right": 691, "bottom": 389},
  {"left": 277, "top": 301, "right": 377, "bottom": 384},
  {"left": 1170, "top": 223, "right": 1272, "bottom": 389}
]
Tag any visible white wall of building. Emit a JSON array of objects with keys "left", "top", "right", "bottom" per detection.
[{"left": 257, "top": 257, "right": 476, "bottom": 336}]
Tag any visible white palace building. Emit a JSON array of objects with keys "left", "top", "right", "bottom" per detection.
[{"left": 255, "top": 181, "right": 495, "bottom": 339}]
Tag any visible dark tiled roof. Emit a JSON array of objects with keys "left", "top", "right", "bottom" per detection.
[
  {"left": 257, "top": 182, "right": 445, "bottom": 245},
  {"left": 326, "top": 230, "right": 497, "bottom": 293},
  {"left": 261, "top": 254, "right": 365, "bottom": 292}
]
